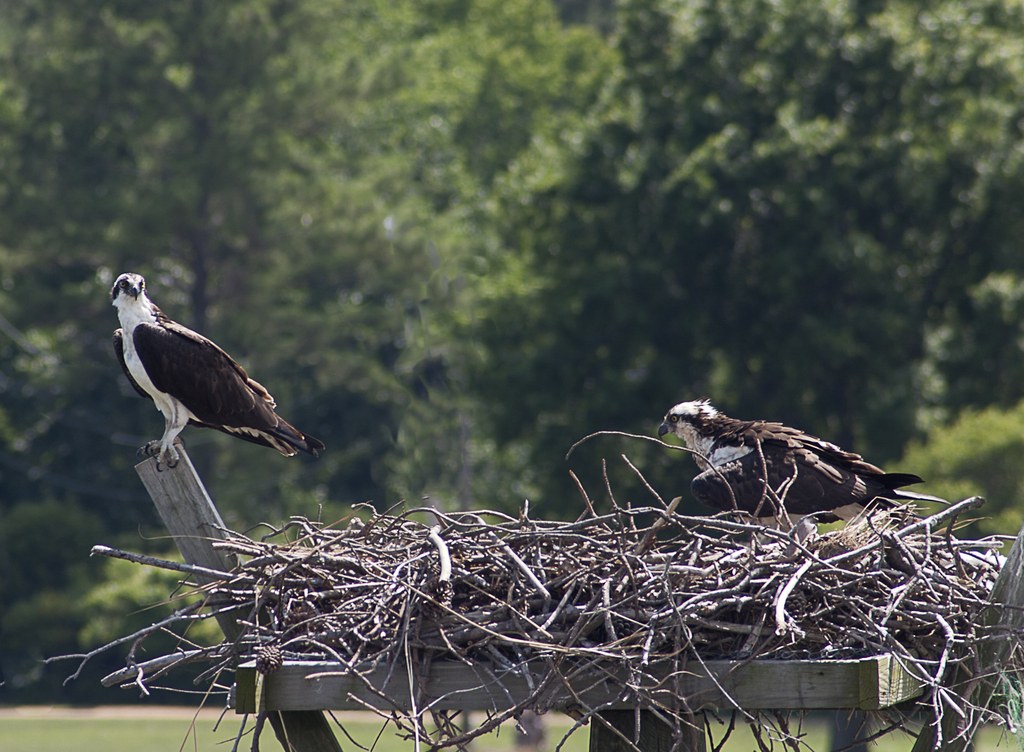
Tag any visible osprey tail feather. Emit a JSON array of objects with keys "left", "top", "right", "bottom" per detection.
[{"left": 196, "top": 419, "right": 324, "bottom": 457}]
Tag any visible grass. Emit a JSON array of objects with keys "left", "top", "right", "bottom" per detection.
[
  {"left": 0, "top": 708, "right": 1019, "bottom": 751},
  {"left": 0, "top": 710, "right": 577, "bottom": 752}
]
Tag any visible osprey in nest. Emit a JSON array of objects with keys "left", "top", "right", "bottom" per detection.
[
  {"left": 657, "top": 399, "right": 940, "bottom": 529},
  {"left": 111, "top": 272, "right": 324, "bottom": 469}
]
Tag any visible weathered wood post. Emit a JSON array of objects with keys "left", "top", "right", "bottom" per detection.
[
  {"left": 909, "top": 521, "right": 1024, "bottom": 752},
  {"left": 591, "top": 710, "right": 705, "bottom": 752},
  {"left": 136, "top": 446, "right": 342, "bottom": 752}
]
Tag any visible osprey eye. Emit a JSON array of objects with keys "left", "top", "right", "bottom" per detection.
[
  {"left": 670, "top": 415, "right": 678, "bottom": 423},
  {"left": 120, "top": 279, "right": 128, "bottom": 287}
]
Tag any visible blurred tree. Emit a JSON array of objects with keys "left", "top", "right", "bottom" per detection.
[
  {"left": 262, "top": 0, "right": 612, "bottom": 514},
  {"left": 78, "top": 556, "right": 221, "bottom": 649},
  {"left": 470, "top": 0, "right": 1024, "bottom": 512},
  {"left": 896, "top": 402, "right": 1024, "bottom": 538},
  {"left": 921, "top": 271, "right": 1024, "bottom": 421},
  {"left": 0, "top": 0, "right": 331, "bottom": 695},
  {"left": 553, "top": 0, "right": 617, "bottom": 32},
  {"left": 0, "top": 0, "right": 610, "bottom": 698}
]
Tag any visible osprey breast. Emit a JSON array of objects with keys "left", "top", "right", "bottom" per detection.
[{"left": 123, "top": 327, "right": 163, "bottom": 400}]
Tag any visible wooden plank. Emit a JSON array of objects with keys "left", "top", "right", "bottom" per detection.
[
  {"left": 136, "top": 448, "right": 342, "bottom": 752},
  {"left": 234, "top": 655, "right": 921, "bottom": 715},
  {"left": 860, "top": 653, "right": 923, "bottom": 710}
]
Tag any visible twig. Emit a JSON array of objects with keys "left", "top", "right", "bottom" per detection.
[
  {"left": 428, "top": 526, "right": 452, "bottom": 582},
  {"left": 565, "top": 430, "right": 691, "bottom": 460},
  {"left": 91, "top": 545, "right": 234, "bottom": 582},
  {"left": 774, "top": 560, "right": 813, "bottom": 637}
]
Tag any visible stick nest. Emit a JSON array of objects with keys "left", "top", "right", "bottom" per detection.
[{"left": 76, "top": 493, "right": 1021, "bottom": 752}]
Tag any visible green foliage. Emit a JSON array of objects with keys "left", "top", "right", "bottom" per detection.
[
  {"left": 79, "top": 557, "right": 220, "bottom": 648},
  {"left": 897, "top": 402, "right": 1024, "bottom": 537},
  {"left": 472, "top": 0, "right": 1024, "bottom": 508},
  {"left": 922, "top": 272, "right": 1024, "bottom": 418},
  {"left": 2, "top": 499, "right": 103, "bottom": 596},
  {"left": 0, "top": 0, "right": 609, "bottom": 698}
]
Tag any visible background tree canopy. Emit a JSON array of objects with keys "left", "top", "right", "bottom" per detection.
[{"left": 0, "top": 0, "right": 1023, "bottom": 703}]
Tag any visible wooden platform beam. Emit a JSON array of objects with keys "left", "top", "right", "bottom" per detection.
[{"left": 234, "top": 654, "right": 922, "bottom": 714}]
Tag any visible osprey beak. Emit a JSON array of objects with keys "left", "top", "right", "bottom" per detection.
[{"left": 657, "top": 422, "right": 669, "bottom": 437}]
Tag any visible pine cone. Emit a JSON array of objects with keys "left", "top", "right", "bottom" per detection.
[
  {"left": 256, "top": 645, "right": 284, "bottom": 675},
  {"left": 423, "top": 577, "right": 454, "bottom": 619},
  {"left": 786, "top": 588, "right": 809, "bottom": 616}
]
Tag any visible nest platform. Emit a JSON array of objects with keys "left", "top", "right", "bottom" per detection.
[{"left": 56, "top": 449, "right": 1024, "bottom": 752}]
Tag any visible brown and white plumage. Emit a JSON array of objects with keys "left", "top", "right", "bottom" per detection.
[
  {"left": 657, "top": 399, "right": 941, "bottom": 529},
  {"left": 111, "top": 272, "right": 323, "bottom": 468}
]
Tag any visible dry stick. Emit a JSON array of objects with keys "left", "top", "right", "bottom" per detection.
[
  {"left": 46, "top": 601, "right": 204, "bottom": 682},
  {"left": 540, "top": 580, "right": 579, "bottom": 632},
  {"left": 101, "top": 647, "right": 233, "bottom": 688},
  {"left": 464, "top": 513, "right": 551, "bottom": 601},
  {"left": 398, "top": 593, "right": 424, "bottom": 752},
  {"left": 91, "top": 545, "right": 236, "bottom": 582},
  {"left": 773, "top": 559, "right": 814, "bottom": 637},
  {"left": 602, "top": 578, "right": 618, "bottom": 643},
  {"left": 752, "top": 439, "right": 773, "bottom": 521},
  {"left": 635, "top": 496, "right": 683, "bottom": 556},
  {"left": 230, "top": 714, "right": 250, "bottom": 752},
  {"left": 569, "top": 469, "right": 598, "bottom": 520},
  {"left": 602, "top": 458, "right": 630, "bottom": 533},
  {"left": 427, "top": 526, "right": 452, "bottom": 583},
  {"left": 620, "top": 453, "right": 667, "bottom": 508},
  {"left": 752, "top": 439, "right": 801, "bottom": 532},
  {"left": 564, "top": 430, "right": 693, "bottom": 460}
]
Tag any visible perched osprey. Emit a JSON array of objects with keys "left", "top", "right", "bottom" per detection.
[
  {"left": 657, "top": 399, "right": 940, "bottom": 529},
  {"left": 111, "top": 272, "right": 324, "bottom": 468}
]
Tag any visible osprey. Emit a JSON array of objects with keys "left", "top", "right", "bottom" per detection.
[
  {"left": 111, "top": 272, "right": 324, "bottom": 468},
  {"left": 657, "top": 399, "right": 940, "bottom": 529}
]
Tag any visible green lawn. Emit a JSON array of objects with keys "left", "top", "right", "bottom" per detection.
[
  {"left": 0, "top": 713, "right": 578, "bottom": 752},
  {"left": 0, "top": 711, "right": 1018, "bottom": 751}
]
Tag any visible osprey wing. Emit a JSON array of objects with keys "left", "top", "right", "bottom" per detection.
[
  {"left": 113, "top": 328, "right": 152, "bottom": 400},
  {"left": 131, "top": 320, "right": 322, "bottom": 457},
  {"left": 130, "top": 321, "right": 275, "bottom": 425},
  {"left": 738, "top": 421, "right": 891, "bottom": 477},
  {"left": 691, "top": 447, "right": 847, "bottom": 520},
  {"left": 692, "top": 440, "right": 923, "bottom": 520}
]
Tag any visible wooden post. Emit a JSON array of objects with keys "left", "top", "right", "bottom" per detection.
[
  {"left": 910, "top": 522, "right": 1024, "bottom": 752},
  {"left": 590, "top": 710, "right": 705, "bottom": 752},
  {"left": 136, "top": 447, "right": 342, "bottom": 752}
]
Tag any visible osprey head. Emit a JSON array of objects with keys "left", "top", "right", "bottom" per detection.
[
  {"left": 111, "top": 272, "right": 147, "bottom": 303},
  {"left": 658, "top": 399, "right": 719, "bottom": 447}
]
